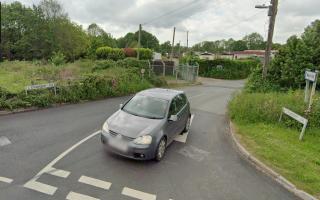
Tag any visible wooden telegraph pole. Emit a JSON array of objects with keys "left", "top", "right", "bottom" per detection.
[
  {"left": 262, "top": 0, "right": 278, "bottom": 78},
  {"left": 170, "top": 27, "right": 176, "bottom": 61},
  {"left": 137, "top": 24, "right": 142, "bottom": 60}
]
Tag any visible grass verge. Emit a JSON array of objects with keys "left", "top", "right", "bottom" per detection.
[{"left": 233, "top": 122, "right": 320, "bottom": 197}]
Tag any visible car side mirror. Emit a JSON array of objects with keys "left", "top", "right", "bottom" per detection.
[
  {"left": 119, "top": 104, "right": 123, "bottom": 109},
  {"left": 169, "top": 115, "right": 178, "bottom": 122}
]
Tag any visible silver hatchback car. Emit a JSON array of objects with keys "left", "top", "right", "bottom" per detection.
[{"left": 101, "top": 88, "right": 191, "bottom": 161}]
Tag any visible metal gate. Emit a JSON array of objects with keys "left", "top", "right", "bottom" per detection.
[{"left": 176, "top": 64, "right": 199, "bottom": 82}]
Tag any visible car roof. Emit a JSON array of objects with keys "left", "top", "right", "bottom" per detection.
[{"left": 137, "top": 88, "right": 184, "bottom": 101}]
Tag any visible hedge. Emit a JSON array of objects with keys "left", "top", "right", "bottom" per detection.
[
  {"left": 96, "top": 46, "right": 125, "bottom": 61},
  {"left": 199, "top": 59, "right": 260, "bottom": 80}
]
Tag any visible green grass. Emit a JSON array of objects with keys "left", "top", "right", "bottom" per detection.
[
  {"left": 0, "top": 60, "right": 94, "bottom": 93},
  {"left": 234, "top": 122, "right": 320, "bottom": 197}
]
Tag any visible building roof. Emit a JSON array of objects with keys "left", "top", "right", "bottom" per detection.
[{"left": 137, "top": 88, "right": 183, "bottom": 100}]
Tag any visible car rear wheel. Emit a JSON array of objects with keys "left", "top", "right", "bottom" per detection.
[{"left": 155, "top": 137, "right": 166, "bottom": 161}]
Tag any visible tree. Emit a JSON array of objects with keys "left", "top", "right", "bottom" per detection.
[
  {"left": 117, "top": 30, "right": 159, "bottom": 50},
  {"left": 38, "top": 0, "right": 67, "bottom": 19},
  {"left": 87, "top": 23, "right": 117, "bottom": 58},
  {"left": 230, "top": 40, "right": 248, "bottom": 51},
  {"left": 243, "top": 32, "right": 265, "bottom": 50},
  {"left": 159, "top": 41, "right": 171, "bottom": 55}
]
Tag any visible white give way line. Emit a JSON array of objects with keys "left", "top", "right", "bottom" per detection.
[
  {"left": 0, "top": 176, "right": 13, "bottom": 184},
  {"left": 24, "top": 130, "right": 101, "bottom": 195}
]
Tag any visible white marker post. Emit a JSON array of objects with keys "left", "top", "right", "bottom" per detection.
[{"left": 279, "top": 107, "right": 308, "bottom": 140}]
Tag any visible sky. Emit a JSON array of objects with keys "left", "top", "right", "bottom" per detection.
[{"left": 3, "top": 0, "right": 320, "bottom": 46}]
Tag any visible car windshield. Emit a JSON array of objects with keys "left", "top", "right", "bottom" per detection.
[{"left": 122, "top": 95, "right": 168, "bottom": 119}]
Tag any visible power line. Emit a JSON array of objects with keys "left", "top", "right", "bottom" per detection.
[{"left": 142, "top": 0, "right": 199, "bottom": 25}]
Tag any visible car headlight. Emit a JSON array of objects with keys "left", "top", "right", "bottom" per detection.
[
  {"left": 102, "top": 122, "right": 109, "bottom": 133},
  {"left": 133, "top": 135, "right": 152, "bottom": 145}
]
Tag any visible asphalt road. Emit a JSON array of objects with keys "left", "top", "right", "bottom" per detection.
[{"left": 0, "top": 78, "right": 298, "bottom": 200}]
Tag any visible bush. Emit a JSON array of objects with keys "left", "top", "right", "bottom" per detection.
[
  {"left": 50, "top": 51, "right": 66, "bottom": 66},
  {"left": 117, "top": 58, "right": 149, "bottom": 69},
  {"left": 199, "top": 59, "right": 259, "bottom": 80},
  {"left": 229, "top": 91, "right": 320, "bottom": 128},
  {"left": 96, "top": 47, "right": 125, "bottom": 61},
  {"left": 92, "top": 60, "right": 116, "bottom": 72},
  {"left": 123, "top": 48, "right": 137, "bottom": 58},
  {"left": 135, "top": 48, "right": 153, "bottom": 60}
]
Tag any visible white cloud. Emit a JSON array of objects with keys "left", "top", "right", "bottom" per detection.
[{"left": 3, "top": 0, "right": 320, "bottom": 45}]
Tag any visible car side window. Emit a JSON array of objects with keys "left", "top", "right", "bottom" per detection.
[
  {"left": 175, "top": 94, "right": 187, "bottom": 113},
  {"left": 169, "top": 97, "right": 178, "bottom": 116}
]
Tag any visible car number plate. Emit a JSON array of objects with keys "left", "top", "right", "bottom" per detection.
[{"left": 108, "top": 139, "right": 128, "bottom": 152}]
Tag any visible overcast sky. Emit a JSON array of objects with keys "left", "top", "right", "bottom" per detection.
[{"left": 4, "top": 0, "right": 320, "bottom": 46}]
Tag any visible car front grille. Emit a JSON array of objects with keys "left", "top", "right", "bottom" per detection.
[{"left": 109, "top": 130, "right": 134, "bottom": 141}]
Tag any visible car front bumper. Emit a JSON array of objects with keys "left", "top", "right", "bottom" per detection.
[{"left": 100, "top": 131, "right": 156, "bottom": 160}]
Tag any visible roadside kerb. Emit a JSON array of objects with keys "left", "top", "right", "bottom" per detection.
[{"left": 229, "top": 121, "right": 318, "bottom": 200}]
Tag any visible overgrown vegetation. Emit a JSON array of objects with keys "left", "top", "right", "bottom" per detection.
[
  {"left": 247, "top": 20, "right": 320, "bottom": 92},
  {"left": 198, "top": 59, "right": 260, "bottom": 80},
  {"left": 229, "top": 20, "right": 320, "bottom": 197},
  {"left": 0, "top": 59, "right": 166, "bottom": 111}
]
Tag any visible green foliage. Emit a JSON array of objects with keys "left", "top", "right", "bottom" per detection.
[
  {"left": 248, "top": 20, "right": 320, "bottom": 92},
  {"left": 229, "top": 91, "right": 320, "bottom": 128},
  {"left": 180, "top": 54, "right": 200, "bottom": 65},
  {"left": 199, "top": 59, "right": 259, "bottom": 80},
  {"left": 135, "top": 48, "right": 153, "bottom": 60},
  {"left": 117, "top": 58, "right": 149, "bottom": 69},
  {"left": 1, "top": 1, "right": 89, "bottom": 61},
  {"left": 117, "top": 30, "right": 159, "bottom": 50},
  {"left": 96, "top": 47, "right": 125, "bottom": 61},
  {"left": 92, "top": 60, "right": 116, "bottom": 71},
  {"left": 50, "top": 51, "right": 66, "bottom": 66}
]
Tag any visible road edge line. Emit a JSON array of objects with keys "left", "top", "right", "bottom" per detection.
[{"left": 229, "top": 121, "right": 318, "bottom": 200}]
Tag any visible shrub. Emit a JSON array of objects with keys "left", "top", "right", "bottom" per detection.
[
  {"left": 229, "top": 91, "right": 320, "bottom": 128},
  {"left": 199, "top": 59, "right": 259, "bottom": 80},
  {"left": 117, "top": 58, "right": 149, "bottom": 69},
  {"left": 92, "top": 60, "right": 116, "bottom": 72},
  {"left": 135, "top": 48, "right": 153, "bottom": 60},
  {"left": 123, "top": 48, "right": 137, "bottom": 58},
  {"left": 50, "top": 51, "right": 66, "bottom": 66},
  {"left": 96, "top": 47, "right": 125, "bottom": 61}
]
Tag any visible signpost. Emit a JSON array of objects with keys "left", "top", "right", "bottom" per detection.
[
  {"left": 25, "top": 83, "right": 56, "bottom": 95},
  {"left": 304, "top": 70, "right": 318, "bottom": 112},
  {"left": 279, "top": 69, "right": 318, "bottom": 140},
  {"left": 279, "top": 107, "right": 308, "bottom": 140}
]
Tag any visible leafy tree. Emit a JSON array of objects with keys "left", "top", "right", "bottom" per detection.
[
  {"left": 230, "top": 40, "right": 248, "bottom": 51},
  {"left": 87, "top": 23, "right": 117, "bottom": 58},
  {"left": 159, "top": 41, "right": 171, "bottom": 55},
  {"left": 243, "top": 32, "right": 265, "bottom": 50},
  {"left": 117, "top": 30, "right": 159, "bottom": 50}
]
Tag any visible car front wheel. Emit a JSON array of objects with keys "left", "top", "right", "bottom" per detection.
[
  {"left": 155, "top": 137, "right": 167, "bottom": 161},
  {"left": 183, "top": 114, "right": 191, "bottom": 133}
]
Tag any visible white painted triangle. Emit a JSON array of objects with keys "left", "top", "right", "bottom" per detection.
[
  {"left": 174, "top": 114, "right": 194, "bottom": 143},
  {"left": 0, "top": 136, "right": 11, "bottom": 147}
]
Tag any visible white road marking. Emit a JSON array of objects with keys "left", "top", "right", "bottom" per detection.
[
  {"left": 66, "top": 191, "right": 100, "bottom": 200},
  {"left": 174, "top": 114, "right": 194, "bottom": 143},
  {"left": 0, "top": 176, "right": 13, "bottom": 183},
  {"left": 0, "top": 136, "right": 11, "bottom": 146},
  {"left": 24, "top": 180, "right": 57, "bottom": 195},
  {"left": 122, "top": 187, "right": 156, "bottom": 200},
  {"left": 78, "top": 175, "right": 111, "bottom": 190},
  {"left": 24, "top": 131, "right": 101, "bottom": 195},
  {"left": 46, "top": 167, "right": 70, "bottom": 178}
]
